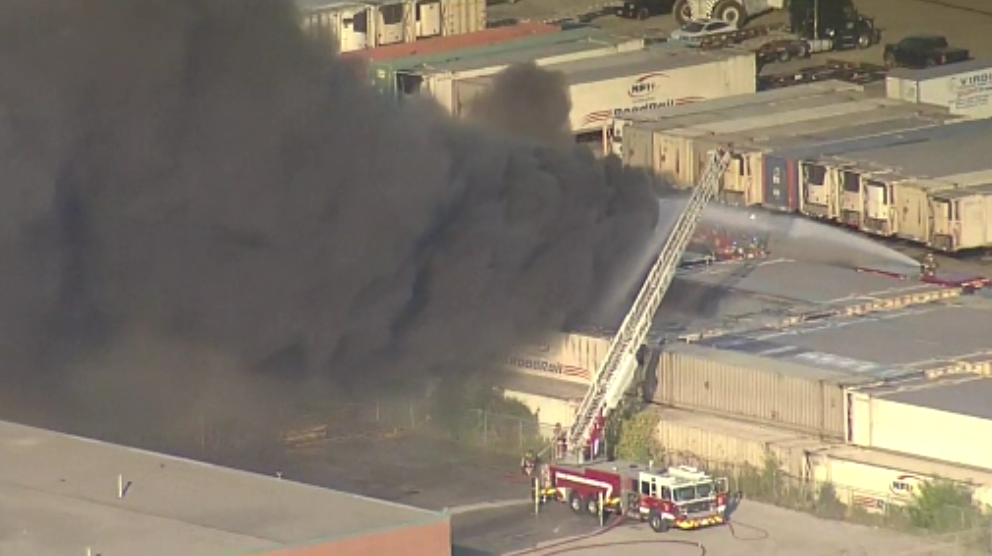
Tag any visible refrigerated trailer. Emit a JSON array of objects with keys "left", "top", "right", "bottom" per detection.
[{"left": 452, "top": 46, "right": 757, "bottom": 137}]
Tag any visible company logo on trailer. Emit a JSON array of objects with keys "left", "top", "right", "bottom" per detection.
[
  {"left": 628, "top": 73, "right": 667, "bottom": 98},
  {"left": 890, "top": 474, "right": 925, "bottom": 498},
  {"left": 951, "top": 71, "right": 992, "bottom": 92}
]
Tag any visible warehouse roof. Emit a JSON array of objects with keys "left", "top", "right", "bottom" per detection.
[
  {"left": 0, "top": 420, "right": 445, "bottom": 556},
  {"left": 690, "top": 295, "right": 992, "bottom": 383},
  {"left": 858, "top": 375, "right": 992, "bottom": 421}
]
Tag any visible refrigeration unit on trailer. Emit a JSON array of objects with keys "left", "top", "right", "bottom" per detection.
[
  {"left": 886, "top": 59, "right": 992, "bottom": 118},
  {"left": 928, "top": 174, "right": 992, "bottom": 251},
  {"left": 414, "top": 0, "right": 486, "bottom": 39},
  {"left": 300, "top": 0, "right": 378, "bottom": 53}
]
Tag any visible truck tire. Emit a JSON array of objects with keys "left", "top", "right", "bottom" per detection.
[
  {"left": 713, "top": 0, "right": 746, "bottom": 27},
  {"left": 568, "top": 492, "right": 583, "bottom": 514},
  {"left": 649, "top": 511, "right": 670, "bottom": 533},
  {"left": 585, "top": 496, "right": 600, "bottom": 516},
  {"left": 638, "top": 6, "right": 651, "bottom": 20},
  {"left": 857, "top": 33, "right": 872, "bottom": 49},
  {"left": 883, "top": 52, "right": 896, "bottom": 69},
  {"left": 673, "top": 0, "right": 691, "bottom": 25}
]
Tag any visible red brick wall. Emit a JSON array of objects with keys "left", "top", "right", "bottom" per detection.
[{"left": 261, "top": 519, "right": 451, "bottom": 556}]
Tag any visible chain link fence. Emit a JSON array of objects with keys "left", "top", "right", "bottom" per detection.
[{"left": 658, "top": 449, "right": 991, "bottom": 556}]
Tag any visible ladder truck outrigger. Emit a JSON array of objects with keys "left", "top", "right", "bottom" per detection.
[{"left": 533, "top": 148, "right": 734, "bottom": 532}]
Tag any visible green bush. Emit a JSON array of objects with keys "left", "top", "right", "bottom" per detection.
[
  {"left": 614, "top": 410, "right": 661, "bottom": 462},
  {"left": 906, "top": 478, "right": 980, "bottom": 533},
  {"left": 814, "top": 482, "right": 846, "bottom": 520},
  {"left": 427, "top": 375, "right": 539, "bottom": 453}
]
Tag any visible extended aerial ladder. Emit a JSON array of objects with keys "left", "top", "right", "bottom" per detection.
[{"left": 565, "top": 148, "right": 733, "bottom": 461}]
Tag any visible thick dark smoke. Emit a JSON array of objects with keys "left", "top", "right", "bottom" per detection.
[
  {"left": 463, "top": 62, "right": 573, "bottom": 146},
  {"left": 0, "top": 0, "right": 658, "bottom": 435}
]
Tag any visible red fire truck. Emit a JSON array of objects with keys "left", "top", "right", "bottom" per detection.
[
  {"left": 690, "top": 224, "right": 769, "bottom": 262},
  {"left": 537, "top": 461, "right": 729, "bottom": 532}
]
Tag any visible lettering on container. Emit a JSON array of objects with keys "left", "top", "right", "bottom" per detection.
[
  {"left": 628, "top": 72, "right": 668, "bottom": 99},
  {"left": 889, "top": 474, "right": 925, "bottom": 498},
  {"left": 508, "top": 356, "right": 564, "bottom": 374},
  {"left": 792, "top": 351, "right": 880, "bottom": 374},
  {"left": 946, "top": 70, "right": 992, "bottom": 113}
]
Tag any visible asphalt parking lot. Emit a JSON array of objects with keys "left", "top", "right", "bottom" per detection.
[{"left": 488, "top": 0, "right": 992, "bottom": 71}]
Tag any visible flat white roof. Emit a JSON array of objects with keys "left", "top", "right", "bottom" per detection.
[{"left": 0, "top": 420, "right": 445, "bottom": 556}]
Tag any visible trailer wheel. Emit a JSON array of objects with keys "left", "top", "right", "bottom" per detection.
[
  {"left": 883, "top": 52, "right": 897, "bottom": 69},
  {"left": 672, "top": 0, "right": 691, "bottom": 25},
  {"left": 713, "top": 0, "right": 746, "bottom": 27},
  {"left": 568, "top": 492, "right": 583, "bottom": 514},
  {"left": 649, "top": 511, "right": 670, "bottom": 533},
  {"left": 585, "top": 496, "right": 600, "bottom": 516},
  {"left": 637, "top": 6, "right": 651, "bottom": 20}
]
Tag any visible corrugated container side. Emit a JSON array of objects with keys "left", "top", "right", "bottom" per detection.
[
  {"left": 502, "top": 390, "right": 579, "bottom": 432},
  {"left": 450, "top": 76, "right": 491, "bottom": 118},
  {"left": 892, "top": 180, "right": 946, "bottom": 242},
  {"left": 653, "top": 411, "right": 828, "bottom": 477},
  {"left": 852, "top": 398, "right": 992, "bottom": 471},
  {"left": 885, "top": 76, "right": 920, "bottom": 104},
  {"left": 622, "top": 125, "right": 655, "bottom": 170},
  {"left": 344, "top": 23, "right": 559, "bottom": 63},
  {"left": 834, "top": 166, "right": 864, "bottom": 228},
  {"left": 761, "top": 154, "right": 800, "bottom": 212},
  {"left": 504, "top": 332, "right": 605, "bottom": 383},
  {"left": 654, "top": 348, "right": 846, "bottom": 437},
  {"left": 811, "top": 455, "right": 917, "bottom": 512},
  {"left": 441, "top": 0, "right": 486, "bottom": 37}
]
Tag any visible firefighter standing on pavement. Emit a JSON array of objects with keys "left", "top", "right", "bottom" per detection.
[{"left": 552, "top": 423, "right": 566, "bottom": 461}]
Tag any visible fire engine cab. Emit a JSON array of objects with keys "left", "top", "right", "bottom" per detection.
[{"left": 537, "top": 460, "right": 729, "bottom": 532}]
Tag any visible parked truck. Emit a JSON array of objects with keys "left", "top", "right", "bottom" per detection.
[
  {"left": 673, "top": 0, "right": 785, "bottom": 26},
  {"left": 694, "top": 0, "right": 880, "bottom": 66},
  {"left": 883, "top": 35, "right": 970, "bottom": 70}
]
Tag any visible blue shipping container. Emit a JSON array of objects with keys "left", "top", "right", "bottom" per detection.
[{"left": 762, "top": 155, "right": 799, "bottom": 212}]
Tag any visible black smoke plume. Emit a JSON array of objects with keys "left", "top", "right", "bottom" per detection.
[{"left": 0, "top": 0, "right": 658, "bottom": 438}]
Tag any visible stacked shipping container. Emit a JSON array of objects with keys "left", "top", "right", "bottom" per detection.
[
  {"left": 454, "top": 46, "right": 757, "bottom": 134},
  {"left": 620, "top": 82, "right": 992, "bottom": 250},
  {"left": 298, "top": 0, "right": 486, "bottom": 54},
  {"left": 368, "top": 29, "right": 644, "bottom": 102}
]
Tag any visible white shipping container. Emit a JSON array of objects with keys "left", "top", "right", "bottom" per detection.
[
  {"left": 886, "top": 60, "right": 992, "bottom": 118},
  {"left": 440, "top": 0, "right": 486, "bottom": 37},
  {"left": 502, "top": 332, "right": 608, "bottom": 384},
  {"left": 620, "top": 125, "right": 655, "bottom": 169},
  {"left": 653, "top": 409, "right": 831, "bottom": 478},
  {"left": 423, "top": 38, "right": 646, "bottom": 115},
  {"left": 654, "top": 345, "right": 850, "bottom": 438},
  {"left": 849, "top": 394, "right": 992, "bottom": 471},
  {"left": 300, "top": 2, "right": 376, "bottom": 53},
  {"left": 563, "top": 50, "right": 757, "bottom": 134},
  {"left": 928, "top": 171, "right": 992, "bottom": 250},
  {"left": 812, "top": 446, "right": 992, "bottom": 510},
  {"left": 372, "top": 0, "right": 417, "bottom": 47},
  {"left": 502, "top": 389, "right": 579, "bottom": 434}
]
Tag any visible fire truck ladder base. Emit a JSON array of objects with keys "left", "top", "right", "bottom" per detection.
[{"left": 565, "top": 149, "right": 732, "bottom": 461}]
